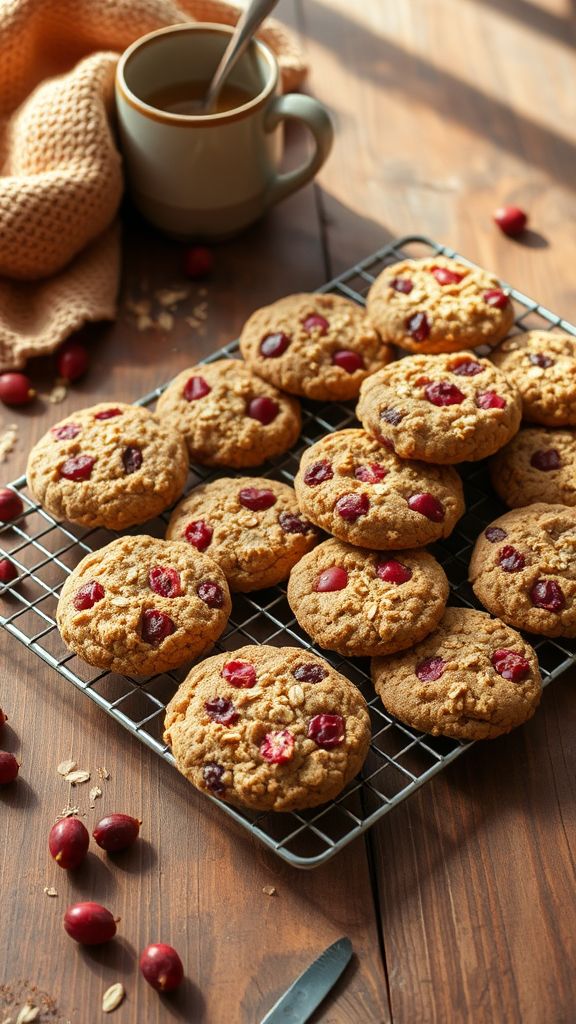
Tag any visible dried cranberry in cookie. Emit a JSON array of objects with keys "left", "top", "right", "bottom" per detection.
[
  {"left": 470, "top": 504, "right": 576, "bottom": 637},
  {"left": 491, "top": 331, "right": 576, "bottom": 426},
  {"left": 357, "top": 353, "right": 521, "bottom": 464},
  {"left": 239, "top": 292, "right": 393, "bottom": 401},
  {"left": 367, "top": 256, "right": 514, "bottom": 354},
  {"left": 489, "top": 428, "right": 576, "bottom": 509},
  {"left": 164, "top": 644, "right": 371, "bottom": 812}
]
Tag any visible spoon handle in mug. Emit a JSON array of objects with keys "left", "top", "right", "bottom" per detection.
[{"left": 203, "top": 0, "right": 280, "bottom": 113}]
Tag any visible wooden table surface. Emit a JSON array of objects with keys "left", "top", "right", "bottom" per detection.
[{"left": 2, "top": 1, "right": 576, "bottom": 1021}]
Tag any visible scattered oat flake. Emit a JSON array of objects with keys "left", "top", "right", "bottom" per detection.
[
  {"left": 48, "top": 382, "right": 67, "bottom": 404},
  {"left": 89, "top": 786, "right": 103, "bottom": 808},
  {"left": 126, "top": 297, "right": 151, "bottom": 316},
  {"left": 0, "top": 423, "right": 17, "bottom": 463},
  {"left": 102, "top": 984, "right": 125, "bottom": 1014},
  {"left": 57, "top": 759, "right": 77, "bottom": 777},
  {"left": 156, "top": 287, "right": 190, "bottom": 307},
  {"left": 262, "top": 885, "right": 277, "bottom": 897},
  {"left": 136, "top": 313, "right": 154, "bottom": 331},
  {"left": 65, "top": 770, "right": 90, "bottom": 786},
  {"left": 97, "top": 767, "right": 111, "bottom": 780},
  {"left": 156, "top": 311, "right": 174, "bottom": 331},
  {"left": 43, "top": 886, "right": 58, "bottom": 897},
  {"left": 55, "top": 805, "right": 80, "bottom": 820},
  {"left": 185, "top": 317, "right": 201, "bottom": 329},
  {"left": 16, "top": 1007, "right": 39, "bottom": 1024}
]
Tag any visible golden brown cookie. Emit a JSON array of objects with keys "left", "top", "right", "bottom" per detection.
[
  {"left": 294, "top": 429, "right": 465, "bottom": 548},
  {"left": 26, "top": 403, "right": 188, "bottom": 529},
  {"left": 469, "top": 504, "right": 576, "bottom": 637},
  {"left": 164, "top": 644, "right": 371, "bottom": 812},
  {"left": 166, "top": 477, "right": 320, "bottom": 592},
  {"left": 491, "top": 330, "right": 576, "bottom": 426},
  {"left": 57, "top": 536, "right": 231, "bottom": 676},
  {"left": 490, "top": 428, "right": 576, "bottom": 508},
  {"left": 366, "top": 256, "right": 515, "bottom": 354},
  {"left": 287, "top": 539, "right": 449, "bottom": 657},
  {"left": 372, "top": 607, "right": 542, "bottom": 740},
  {"left": 356, "top": 353, "right": 522, "bottom": 463},
  {"left": 155, "top": 359, "right": 301, "bottom": 467},
  {"left": 238, "top": 292, "right": 393, "bottom": 400}
]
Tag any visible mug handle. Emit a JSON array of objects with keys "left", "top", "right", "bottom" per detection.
[{"left": 264, "top": 94, "right": 334, "bottom": 207}]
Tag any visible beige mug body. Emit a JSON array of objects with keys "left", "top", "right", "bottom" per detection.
[{"left": 115, "top": 24, "right": 334, "bottom": 238}]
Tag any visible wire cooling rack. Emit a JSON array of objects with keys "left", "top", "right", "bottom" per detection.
[{"left": 2, "top": 235, "right": 575, "bottom": 869}]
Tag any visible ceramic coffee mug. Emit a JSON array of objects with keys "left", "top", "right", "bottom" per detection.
[{"left": 115, "top": 23, "right": 334, "bottom": 238}]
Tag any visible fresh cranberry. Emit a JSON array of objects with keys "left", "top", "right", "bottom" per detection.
[
  {"left": 355, "top": 463, "right": 388, "bottom": 483},
  {"left": 140, "top": 943, "right": 184, "bottom": 992},
  {"left": 238, "top": 487, "right": 276, "bottom": 511},
  {"left": 529, "top": 352, "right": 555, "bottom": 369},
  {"left": 424, "top": 381, "right": 465, "bottom": 406},
  {"left": 530, "top": 449, "right": 561, "bottom": 471},
  {"left": 390, "top": 277, "right": 413, "bottom": 294},
  {"left": 49, "top": 818, "right": 90, "bottom": 869},
  {"left": 73, "top": 580, "right": 105, "bottom": 610},
  {"left": 57, "top": 341, "right": 89, "bottom": 382},
  {"left": 197, "top": 580, "right": 225, "bottom": 608},
  {"left": 335, "top": 493, "right": 370, "bottom": 521},
  {"left": 183, "top": 375, "right": 211, "bottom": 401},
  {"left": 407, "top": 493, "right": 445, "bottom": 522},
  {"left": 141, "top": 610, "right": 176, "bottom": 645},
  {"left": 485, "top": 526, "right": 507, "bottom": 542},
  {"left": 451, "top": 359, "right": 484, "bottom": 377},
  {"left": 51, "top": 423, "right": 81, "bottom": 441},
  {"left": 415, "top": 657, "right": 446, "bottom": 682},
  {"left": 0, "top": 558, "right": 17, "bottom": 584},
  {"left": 205, "top": 697, "right": 239, "bottom": 726},
  {"left": 0, "top": 372, "right": 35, "bottom": 406},
  {"left": 483, "top": 290, "right": 509, "bottom": 309},
  {"left": 380, "top": 408, "right": 404, "bottom": 425},
  {"left": 184, "top": 520, "right": 212, "bottom": 552},
  {"left": 376, "top": 559, "right": 412, "bottom": 584},
  {"left": 476, "top": 391, "right": 506, "bottom": 410},
  {"left": 493, "top": 205, "right": 528, "bottom": 237},
  {"left": 303, "top": 460, "right": 333, "bottom": 486},
  {"left": 530, "top": 579, "right": 565, "bottom": 612},
  {"left": 307, "top": 714, "right": 345, "bottom": 749},
  {"left": 315, "top": 567, "right": 348, "bottom": 592},
  {"left": 93, "top": 814, "right": 141, "bottom": 852},
  {"left": 222, "top": 660, "right": 257, "bottom": 688},
  {"left": 260, "top": 729, "right": 295, "bottom": 764},
  {"left": 0, "top": 751, "right": 19, "bottom": 784},
  {"left": 247, "top": 396, "right": 279, "bottom": 425},
  {"left": 498, "top": 546, "right": 526, "bottom": 572},
  {"left": 260, "top": 333, "right": 291, "bottom": 358},
  {"left": 406, "top": 312, "right": 430, "bottom": 342},
  {"left": 149, "top": 566, "right": 182, "bottom": 598},
  {"left": 303, "top": 314, "right": 329, "bottom": 334},
  {"left": 278, "top": 511, "right": 315, "bottom": 535},
  {"left": 202, "top": 762, "right": 226, "bottom": 794},
  {"left": 0, "top": 708, "right": 6, "bottom": 729},
  {"left": 430, "top": 266, "right": 464, "bottom": 285},
  {"left": 59, "top": 455, "right": 95, "bottom": 481},
  {"left": 183, "top": 246, "right": 213, "bottom": 278},
  {"left": 332, "top": 350, "right": 365, "bottom": 373},
  {"left": 122, "top": 446, "right": 143, "bottom": 474},
  {"left": 293, "top": 663, "right": 328, "bottom": 683},
  {"left": 491, "top": 649, "right": 531, "bottom": 682},
  {"left": 63, "top": 902, "right": 117, "bottom": 945},
  {"left": 94, "top": 408, "right": 122, "bottom": 420}
]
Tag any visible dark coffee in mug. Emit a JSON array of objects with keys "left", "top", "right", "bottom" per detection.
[{"left": 144, "top": 80, "right": 254, "bottom": 115}]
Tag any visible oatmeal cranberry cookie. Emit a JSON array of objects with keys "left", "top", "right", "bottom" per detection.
[
  {"left": 287, "top": 538, "right": 449, "bottom": 657},
  {"left": 57, "top": 536, "right": 231, "bottom": 676},
  {"left": 155, "top": 359, "right": 301, "bottom": 467},
  {"left": 366, "top": 256, "right": 515, "bottom": 354},
  {"left": 293, "top": 429, "right": 465, "bottom": 549},
  {"left": 163, "top": 644, "right": 371, "bottom": 812},
  {"left": 490, "top": 428, "right": 576, "bottom": 508},
  {"left": 372, "top": 607, "right": 542, "bottom": 740},
  {"left": 238, "top": 292, "right": 393, "bottom": 400},
  {"left": 491, "top": 331, "right": 576, "bottom": 426},
  {"left": 470, "top": 504, "right": 576, "bottom": 637},
  {"left": 357, "top": 352, "right": 522, "bottom": 463},
  {"left": 26, "top": 403, "right": 188, "bottom": 529},
  {"left": 166, "top": 477, "right": 319, "bottom": 592}
]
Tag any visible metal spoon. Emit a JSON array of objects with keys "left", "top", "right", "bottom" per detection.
[{"left": 202, "top": 0, "right": 280, "bottom": 113}]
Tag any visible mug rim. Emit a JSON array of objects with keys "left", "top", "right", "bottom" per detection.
[{"left": 115, "top": 23, "right": 279, "bottom": 127}]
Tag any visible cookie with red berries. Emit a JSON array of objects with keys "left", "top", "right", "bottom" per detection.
[{"left": 491, "top": 331, "right": 576, "bottom": 426}]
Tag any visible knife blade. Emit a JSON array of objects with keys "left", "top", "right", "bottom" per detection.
[{"left": 259, "top": 936, "right": 353, "bottom": 1024}]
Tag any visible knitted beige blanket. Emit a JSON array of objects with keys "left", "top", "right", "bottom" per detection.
[{"left": 0, "top": 0, "right": 306, "bottom": 370}]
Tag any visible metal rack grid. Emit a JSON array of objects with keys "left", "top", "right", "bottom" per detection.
[{"left": 1, "top": 234, "right": 575, "bottom": 869}]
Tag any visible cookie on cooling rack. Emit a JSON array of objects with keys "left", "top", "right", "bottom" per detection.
[
  {"left": 372, "top": 607, "right": 542, "bottom": 741},
  {"left": 293, "top": 429, "right": 465, "bottom": 549},
  {"left": 238, "top": 292, "right": 393, "bottom": 400},
  {"left": 356, "top": 352, "right": 522, "bottom": 463},
  {"left": 287, "top": 538, "right": 449, "bottom": 658},
  {"left": 489, "top": 428, "right": 576, "bottom": 508},
  {"left": 155, "top": 359, "right": 301, "bottom": 467},
  {"left": 469, "top": 504, "right": 576, "bottom": 637},
  {"left": 163, "top": 644, "right": 371, "bottom": 812},
  {"left": 491, "top": 331, "right": 576, "bottom": 426},
  {"left": 26, "top": 403, "right": 188, "bottom": 529},
  {"left": 366, "top": 255, "right": 515, "bottom": 354},
  {"left": 166, "top": 477, "right": 320, "bottom": 592},
  {"left": 57, "top": 535, "right": 231, "bottom": 676}
]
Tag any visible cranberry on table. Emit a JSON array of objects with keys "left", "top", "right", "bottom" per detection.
[
  {"left": 64, "top": 902, "right": 117, "bottom": 945},
  {"left": 0, "top": 557, "right": 18, "bottom": 584},
  {"left": 0, "top": 488, "right": 23, "bottom": 522},
  {"left": 315, "top": 567, "right": 348, "bottom": 592},
  {"left": 0, "top": 372, "right": 35, "bottom": 406},
  {"left": 140, "top": 943, "right": 184, "bottom": 992},
  {"left": 57, "top": 340, "right": 89, "bottom": 382},
  {"left": 0, "top": 707, "right": 6, "bottom": 729},
  {"left": 0, "top": 751, "right": 19, "bottom": 784},
  {"left": 493, "top": 205, "right": 528, "bottom": 237},
  {"left": 183, "top": 245, "right": 214, "bottom": 279},
  {"left": 48, "top": 818, "right": 90, "bottom": 869},
  {"left": 93, "top": 813, "right": 141, "bottom": 853}
]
